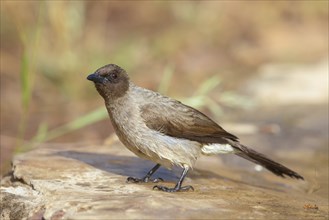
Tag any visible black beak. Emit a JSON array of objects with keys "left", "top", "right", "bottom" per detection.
[{"left": 87, "top": 73, "right": 104, "bottom": 84}]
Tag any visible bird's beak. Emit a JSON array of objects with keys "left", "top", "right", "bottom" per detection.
[{"left": 87, "top": 73, "right": 104, "bottom": 84}]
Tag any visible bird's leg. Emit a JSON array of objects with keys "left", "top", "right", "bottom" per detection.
[
  {"left": 153, "top": 165, "right": 194, "bottom": 192},
  {"left": 127, "top": 164, "right": 163, "bottom": 183}
]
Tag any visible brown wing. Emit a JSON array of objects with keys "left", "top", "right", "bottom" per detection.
[{"left": 140, "top": 101, "right": 238, "bottom": 144}]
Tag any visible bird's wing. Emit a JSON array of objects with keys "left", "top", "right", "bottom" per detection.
[{"left": 140, "top": 100, "right": 238, "bottom": 144}]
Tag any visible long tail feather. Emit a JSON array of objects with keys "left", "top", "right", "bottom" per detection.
[{"left": 228, "top": 141, "right": 304, "bottom": 180}]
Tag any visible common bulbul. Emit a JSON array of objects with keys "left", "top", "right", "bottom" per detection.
[{"left": 87, "top": 64, "right": 304, "bottom": 192}]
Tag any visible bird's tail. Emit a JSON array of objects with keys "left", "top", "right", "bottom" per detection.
[{"left": 228, "top": 140, "right": 304, "bottom": 180}]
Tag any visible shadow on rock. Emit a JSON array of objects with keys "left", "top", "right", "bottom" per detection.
[
  {"left": 56, "top": 150, "right": 178, "bottom": 182},
  {"left": 55, "top": 150, "right": 287, "bottom": 192}
]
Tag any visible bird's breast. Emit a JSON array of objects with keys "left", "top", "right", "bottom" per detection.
[{"left": 105, "top": 94, "right": 201, "bottom": 168}]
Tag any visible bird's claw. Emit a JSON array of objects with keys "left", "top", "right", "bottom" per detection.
[
  {"left": 126, "top": 176, "right": 164, "bottom": 183},
  {"left": 126, "top": 177, "right": 143, "bottom": 183},
  {"left": 153, "top": 185, "right": 194, "bottom": 192}
]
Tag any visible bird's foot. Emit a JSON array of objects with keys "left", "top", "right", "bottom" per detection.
[
  {"left": 126, "top": 176, "right": 164, "bottom": 183},
  {"left": 153, "top": 185, "right": 194, "bottom": 192}
]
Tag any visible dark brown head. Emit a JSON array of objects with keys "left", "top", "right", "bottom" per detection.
[{"left": 87, "top": 64, "right": 130, "bottom": 101}]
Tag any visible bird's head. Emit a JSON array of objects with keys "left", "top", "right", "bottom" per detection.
[{"left": 87, "top": 64, "right": 130, "bottom": 101}]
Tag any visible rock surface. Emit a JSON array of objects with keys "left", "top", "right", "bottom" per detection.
[{"left": 1, "top": 138, "right": 328, "bottom": 220}]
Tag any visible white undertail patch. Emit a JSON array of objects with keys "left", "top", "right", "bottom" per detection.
[{"left": 201, "top": 143, "right": 235, "bottom": 155}]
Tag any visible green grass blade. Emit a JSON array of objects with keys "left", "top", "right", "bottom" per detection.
[
  {"left": 39, "top": 107, "right": 108, "bottom": 142},
  {"left": 20, "top": 50, "right": 30, "bottom": 110},
  {"left": 158, "top": 64, "right": 175, "bottom": 95},
  {"left": 195, "top": 75, "right": 221, "bottom": 96}
]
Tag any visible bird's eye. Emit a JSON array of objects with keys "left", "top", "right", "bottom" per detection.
[{"left": 110, "top": 73, "right": 118, "bottom": 79}]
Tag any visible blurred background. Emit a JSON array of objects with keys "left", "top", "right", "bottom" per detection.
[{"left": 1, "top": 1, "right": 328, "bottom": 177}]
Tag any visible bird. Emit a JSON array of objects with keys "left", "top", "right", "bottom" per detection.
[{"left": 87, "top": 64, "right": 304, "bottom": 193}]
